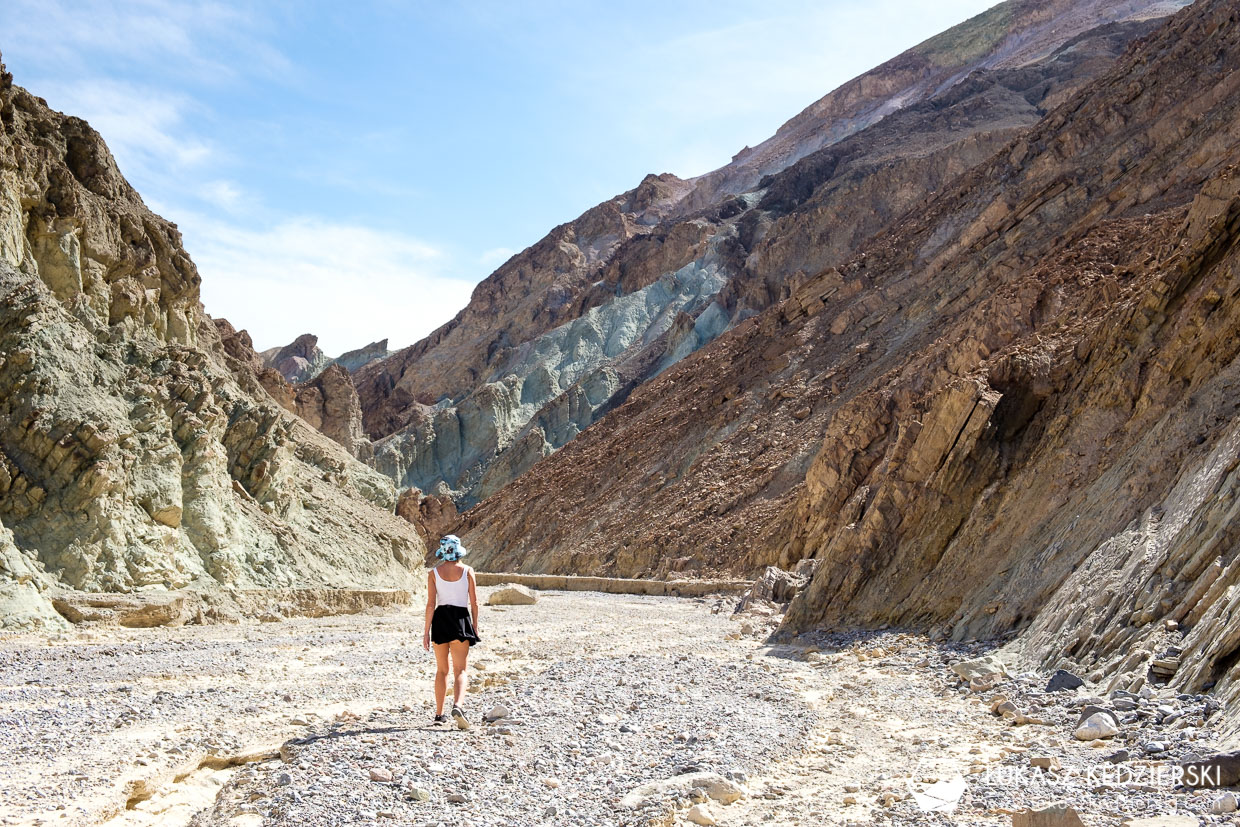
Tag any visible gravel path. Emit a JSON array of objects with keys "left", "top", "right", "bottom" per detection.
[{"left": 1, "top": 588, "right": 1236, "bottom": 827}]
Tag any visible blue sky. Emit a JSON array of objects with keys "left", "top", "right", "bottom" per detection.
[{"left": 0, "top": 0, "right": 996, "bottom": 355}]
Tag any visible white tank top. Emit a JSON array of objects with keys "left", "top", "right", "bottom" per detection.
[{"left": 434, "top": 564, "right": 471, "bottom": 608}]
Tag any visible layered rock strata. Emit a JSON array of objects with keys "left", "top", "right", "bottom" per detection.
[
  {"left": 360, "top": 3, "right": 1173, "bottom": 506},
  {"left": 461, "top": 0, "right": 1240, "bottom": 720}
]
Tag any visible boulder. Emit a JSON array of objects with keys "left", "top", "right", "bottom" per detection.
[
  {"left": 51, "top": 591, "right": 194, "bottom": 628},
  {"left": 1182, "top": 750, "right": 1240, "bottom": 788},
  {"left": 738, "top": 566, "right": 807, "bottom": 609},
  {"left": 1074, "top": 705, "right": 1118, "bottom": 729},
  {"left": 486, "top": 584, "right": 537, "bottom": 606},
  {"left": 1045, "top": 670, "right": 1084, "bottom": 692},
  {"left": 687, "top": 804, "right": 717, "bottom": 826},
  {"left": 1074, "top": 712, "right": 1119, "bottom": 741},
  {"left": 1212, "top": 793, "right": 1238, "bottom": 814},
  {"left": 619, "top": 771, "right": 744, "bottom": 809},
  {"left": 950, "top": 655, "right": 1009, "bottom": 681}
]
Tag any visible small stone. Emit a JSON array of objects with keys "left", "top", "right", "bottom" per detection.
[
  {"left": 276, "top": 772, "right": 293, "bottom": 786},
  {"left": 369, "top": 768, "right": 393, "bottom": 783},
  {"left": 446, "top": 792, "right": 467, "bottom": 804},
  {"left": 687, "top": 803, "right": 717, "bottom": 825},
  {"left": 993, "top": 700, "right": 1020, "bottom": 719},
  {"left": 1212, "top": 793, "right": 1238, "bottom": 814},
  {"left": 879, "top": 789, "right": 905, "bottom": 806},
  {"left": 542, "top": 777, "right": 561, "bottom": 788},
  {"left": 843, "top": 794, "right": 859, "bottom": 805},
  {"left": 1105, "top": 749, "right": 1131, "bottom": 764},
  {"left": 1030, "top": 756, "right": 1062, "bottom": 772},
  {"left": 406, "top": 787, "right": 431, "bottom": 802},
  {"left": 484, "top": 704, "right": 509, "bottom": 722}
]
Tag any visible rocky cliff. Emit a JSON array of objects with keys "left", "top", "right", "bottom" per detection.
[
  {"left": 260, "top": 333, "right": 329, "bottom": 384},
  {"left": 0, "top": 60, "right": 423, "bottom": 629},
  {"left": 260, "top": 333, "right": 388, "bottom": 383},
  {"left": 358, "top": 0, "right": 1178, "bottom": 509},
  {"left": 463, "top": 0, "right": 1240, "bottom": 718}
]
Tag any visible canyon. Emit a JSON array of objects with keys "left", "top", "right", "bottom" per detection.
[{"left": 3, "top": 0, "right": 1240, "bottom": 823}]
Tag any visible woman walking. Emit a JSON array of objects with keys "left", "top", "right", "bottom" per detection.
[{"left": 423, "top": 535, "right": 481, "bottom": 729}]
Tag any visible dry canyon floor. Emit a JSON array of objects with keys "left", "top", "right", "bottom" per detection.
[{"left": 0, "top": 587, "right": 1231, "bottom": 826}]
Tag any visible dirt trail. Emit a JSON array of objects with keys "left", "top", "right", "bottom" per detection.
[{"left": 0, "top": 588, "right": 1227, "bottom": 826}]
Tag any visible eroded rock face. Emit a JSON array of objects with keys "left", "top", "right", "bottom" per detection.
[
  {"left": 260, "top": 333, "right": 329, "bottom": 384},
  {"left": 460, "top": 0, "right": 1240, "bottom": 722},
  {"left": 0, "top": 58, "right": 424, "bottom": 626},
  {"left": 332, "top": 339, "right": 389, "bottom": 374},
  {"left": 293, "top": 364, "right": 371, "bottom": 460},
  {"left": 670, "top": 0, "right": 1193, "bottom": 214},
  {"left": 357, "top": 6, "right": 1168, "bottom": 506},
  {"left": 394, "top": 486, "right": 458, "bottom": 550}
]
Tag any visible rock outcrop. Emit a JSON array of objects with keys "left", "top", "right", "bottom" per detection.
[
  {"left": 357, "top": 1, "right": 1175, "bottom": 507},
  {"left": 673, "top": 0, "right": 1192, "bottom": 215},
  {"left": 259, "top": 333, "right": 328, "bottom": 384},
  {"left": 292, "top": 364, "right": 370, "bottom": 459},
  {"left": 459, "top": 0, "right": 1240, "bottom": 727},
  {"left": 394, "top": 486, "right": 458, "bottom": 550},
  {"left": 333, "top": 338, "right": 389, "bottom": 374},
  {"left": 0, "top": 57, "right": 423, "bottom": 627}
]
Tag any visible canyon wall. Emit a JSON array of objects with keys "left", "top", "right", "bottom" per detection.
[
  {"left": 357, "top": 1, "right": 1174, "bottom": 508},
  {"left": 461, "top": 0, "right": 1240, "bottom": 716},
  {"left": 0, "top": 61, "right": 423, "bottom": 629}
]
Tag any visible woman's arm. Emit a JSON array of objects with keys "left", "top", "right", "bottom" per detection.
[
  {"left": 468, "top": 568, "right": 480, "bottom": 636},
  {"left": 423, "top": 571, "right": 436, "bottom": 651}
]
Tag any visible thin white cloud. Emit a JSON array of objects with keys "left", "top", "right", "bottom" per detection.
[
  {"left": 570, "top": 0, "right": 1000, "bottom": 177},
  {"left": 198, "top": 180, "right": 245, "bottom": 212},
  {"left": 34, "top": 80, "right": 213, "bottom": 179},
  {"left": 187, "top": 214, "right": 474, "bottom": 355},
  {"left": 0, "top": 0, "right": 292, "bottom": 85}
]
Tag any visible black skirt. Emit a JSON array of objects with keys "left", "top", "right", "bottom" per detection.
[{"left": 431, "top": 605, "right": 480, "bottom": 646}]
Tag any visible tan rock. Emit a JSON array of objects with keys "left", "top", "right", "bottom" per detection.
[
  {"left": 0, "top": 65, "right": 426, "bottom": 626},
  {"left": 51, "top": 591, "right": 193, "bottom": 628},
  {"left": 487, "top": 584, "right": 537, "bottom": 606}
]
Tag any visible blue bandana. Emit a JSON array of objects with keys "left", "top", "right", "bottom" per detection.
[{"left": 436, "top": 535, "right": 467, "bottom": 561}]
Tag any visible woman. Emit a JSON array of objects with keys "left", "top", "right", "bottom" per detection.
[{"left": 422, "top": 534, "right": 481, "bottom": 729}]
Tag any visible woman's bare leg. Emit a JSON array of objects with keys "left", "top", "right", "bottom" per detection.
[
  {"left": 433, "top": 643, "right": 450, "bottom": 715},
  {"left": 449, "top": 640, "right": 471, "bottom": 706}
]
